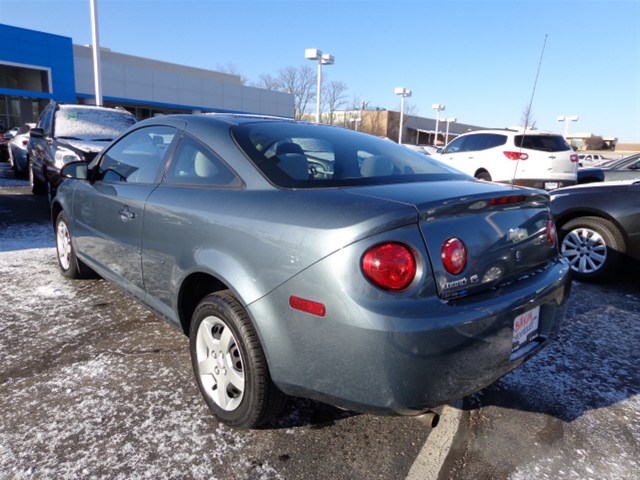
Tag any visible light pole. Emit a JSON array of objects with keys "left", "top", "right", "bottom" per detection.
[
  {"left": 305, "top": 48, "right": 334, "bottom": 123},
  {"left": 89, "top": 0, "right": 103, "bottom": 106},
  {"left": 395, "top": 87, "right": 412, "bottom": 143},
  {"left": 432, "top": 104, "right": 445, "bottom": 146},
  {"left": 443, "top": 117, "right": 457, "bottom": 145},
  {"left": 557, "top": 115, "right": 579, "bottom": 136}
]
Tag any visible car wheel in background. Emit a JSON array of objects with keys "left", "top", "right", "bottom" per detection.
[
  {"left": 29, "top": 160, "right": 46, "bottom": 195},
  {"left": 55, "top": 211, "right": 92, "bottom": 279},
  {"left": 559, "top": 216, "right": 625, "bottom": 281},
  {"left": 190, "top": 291, "right": 285, "bottom": 428}
]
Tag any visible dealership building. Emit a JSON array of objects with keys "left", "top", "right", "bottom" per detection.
[{"left": 0, "top": 23, "right": 294, "bottom": 131}]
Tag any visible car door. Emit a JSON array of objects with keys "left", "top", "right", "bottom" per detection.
[
  {"left": 28, "top": 105, "right": 54, "bottom": 181},
  {"left": 139, "top": 134, "right": 244, "bottom": 323},
  {"left": 72, "top": 125, "right": 179, "bottom": 299}
]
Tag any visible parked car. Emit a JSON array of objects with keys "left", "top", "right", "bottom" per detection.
[
  {"left": 577, "top": 153, "right": 640, "bottom": 184},
  {"left": 402, "top": 144, "right": 437, "bottom": 155},
  {"left": 52, "top": 114, "right": 571, "bottom": 428},
  {"left": 28, "top": 103, "right": 137, "bottom": 199},
  {"left": 7, "top": 123, "right": 36, "bottom": 177},
  {"left": 432, "top": 128, "right": 579, "bottom": 190},
  {"left": 0, "top": 127, "right": 19, "bottom": 162},
  {"left": 577, "top": 153, "right": 608, "bottom": 167},
  {"left": 550, "top": 180, "right": 640, "bottom": 281}
]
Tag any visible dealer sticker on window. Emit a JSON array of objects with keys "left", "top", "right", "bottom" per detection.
[{"left": 512, "top": 306, "right": 540, "bottom": 352}]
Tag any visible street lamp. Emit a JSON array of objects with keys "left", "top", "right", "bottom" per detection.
[
  {"left": 557, "top": 115, "right": 579, "bottom": 137},
  {"left": 432, "top": 104, "right": 445, "bottom": 146},
  {"left": 443, "top": 117, "right": 457, "bottom": 145},
  {"left": 89, "top": 0, "right": 103, "bottom": 106},
  {"left": 305, "top": 48, "right": 334, "bottom": 123},
  {"left": 395, "top": 87, "right": 412, "bottom": 143}
]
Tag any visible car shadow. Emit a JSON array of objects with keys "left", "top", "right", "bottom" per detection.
[
  {"left": 461, "top": 271, "right": 640, "bottom": 422},
  {"left": 262, "top": 397, "right": 359, "bottom": 430}
]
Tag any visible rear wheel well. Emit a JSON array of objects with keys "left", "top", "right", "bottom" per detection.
[
  {"left": 178, "top": 273, "right": 228, "bottom": 335},
  {"left": 475, "top": 169, "right": 491, "bottom": 181}
]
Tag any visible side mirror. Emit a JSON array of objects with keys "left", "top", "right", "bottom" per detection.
[
  {"left": 29, "top": 127, "right": 45, "bottom": 138},
  {"left": 60, "top": 161, "right": 88, "bottom": 180}
]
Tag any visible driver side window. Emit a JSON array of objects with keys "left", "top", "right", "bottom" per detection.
[{"left": 99, "top": 126, "right": 176, "bottom": 184}]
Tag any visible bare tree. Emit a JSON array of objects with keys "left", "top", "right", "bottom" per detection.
[
  {"left": 521, "top": 104, "right": 536, "bottom": 129},
  {"left": 277, "top": 65, "right": 317, "bottom": 119},
  {"left": 322, "top": 80, "right": 349, "bottom": 124},
  {"left": 255, "top": 73, "right": 281, "bottom": 91},
  {"left": 215, "top": 62, "right": 248, "bottom": 85}
]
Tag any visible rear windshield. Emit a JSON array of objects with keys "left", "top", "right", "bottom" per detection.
[
  {"left": 55, "top": 107, "right": 137, "bottom": 141},
  {"left": 232, "top": 121, "right": 469, "bottom": 188},
  {"left": 514, "top": 134, "right": 571, "bottom": 152}
]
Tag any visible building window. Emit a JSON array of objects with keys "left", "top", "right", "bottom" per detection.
[{"left": 0, "top": 62, "right": 51, "bottom": 93}]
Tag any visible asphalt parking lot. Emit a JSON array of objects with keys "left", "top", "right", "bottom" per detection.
[{"left": 1, "top": 162, "right": 638, "bottom": 479}]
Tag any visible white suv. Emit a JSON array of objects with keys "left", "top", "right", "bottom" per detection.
[{"left": 432, "top": 128, "right": 578, "bottom": 190}]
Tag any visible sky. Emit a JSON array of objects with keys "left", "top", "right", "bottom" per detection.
[{"left": 1, "top": 0, "right": 639, "bottom": 143}]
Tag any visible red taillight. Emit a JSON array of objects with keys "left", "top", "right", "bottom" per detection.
[
  {"left": 289, "top": 296, "right": 326, "bottom": 317},
  {"left": 503, "top": 151, "right": 529, "bottom": 160},
  {"left": 489, "top": 195, "right": 526, "bottom": 206},
  {"left": 441, "top": 238, "right": 467, "bottom": 275},
  {"left": 546, "top": 219, "right": 556, "bottom": 247},
  {"left": 570, "top": 154, "right": 579, "bottom": 163},
  {"left": 362, "top": 242, "right": 416, "bottom": 290}
]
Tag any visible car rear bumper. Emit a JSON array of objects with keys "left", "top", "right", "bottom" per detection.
[
  {"left": 249, "top": 257, "right": 572, "bottom": 415},
  {"left": 508, "top": 178, "right": 577, "bottom": 190}
]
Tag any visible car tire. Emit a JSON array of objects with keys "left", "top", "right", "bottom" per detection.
[
  {"left": 559, "top": 216, "right": 626, "bottom": 281},
  {"left": 29, "top": 159, "right": 46, "bottom": 195},
  {"left": 55, "top": 211, "right": 91, "bottom": 279},
  {"left": 190, "top": 291, "right": 286, "bottom": 428}
]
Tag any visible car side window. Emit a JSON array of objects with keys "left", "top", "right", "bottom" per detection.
[
  {"left": 628, "top": 160, "right": 640, "bottom": 170},
  {"left": 99, "top": 126, "right": 176, "bottom": 184},
  {"left": 443, "top": 136, "right": 466, "bottom": 154},
  {"left": 464, "top": 133, "right": 507, "bottom": 151},
  {"left": 164, "top": 135, "right": 240, "bottom": 187},
  {"left": 39, "top": 107, "right": 53, "bottom": 136}
]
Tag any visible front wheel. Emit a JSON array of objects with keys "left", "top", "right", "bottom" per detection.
[
  {"left": 55, "top": 211, "right": 91, "bottom": 279},
  {"left": 559, "top": 216, "right": 625, "bottom": 281},
  {"left": 190, "top": 291, "right": 285, "bottom": 428}
]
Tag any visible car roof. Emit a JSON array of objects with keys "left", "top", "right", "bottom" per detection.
[{"left": 458, "top": 128, "right": 562, "bottom": 137}]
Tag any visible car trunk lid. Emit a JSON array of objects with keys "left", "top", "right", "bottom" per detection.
[{"left": 345, "top": 181, "right": 558, "bottom": 300}]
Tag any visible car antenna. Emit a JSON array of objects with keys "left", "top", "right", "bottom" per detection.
[{"left": 513, "top": 34, "right": 548, "bottom": 187}]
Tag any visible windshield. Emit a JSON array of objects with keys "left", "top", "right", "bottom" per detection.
[
  {"left": 232, "top": 121, "right": 469, "bottom": 188},
  {"left": 514, "top": 134, "right": 571, "bottom": 152},
  {"left": 55, "top": 107, "right": 137, "bottom": 140}
]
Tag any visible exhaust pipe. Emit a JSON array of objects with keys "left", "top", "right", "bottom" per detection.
[{"left": 416, "top": 410, "right": 440, "bottom": 428}]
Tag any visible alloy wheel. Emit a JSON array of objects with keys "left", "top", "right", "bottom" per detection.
[{"left": 561, "top": 227, "right": 607, "bottom": 275}]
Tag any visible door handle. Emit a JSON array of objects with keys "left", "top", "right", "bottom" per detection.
[{"left": 119, "top": 206, "right": 135, "bottom": 222}]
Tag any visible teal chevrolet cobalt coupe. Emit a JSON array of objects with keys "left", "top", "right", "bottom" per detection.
[{"left": 52, "top": 114, "right": 571, "bottom": 428}]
